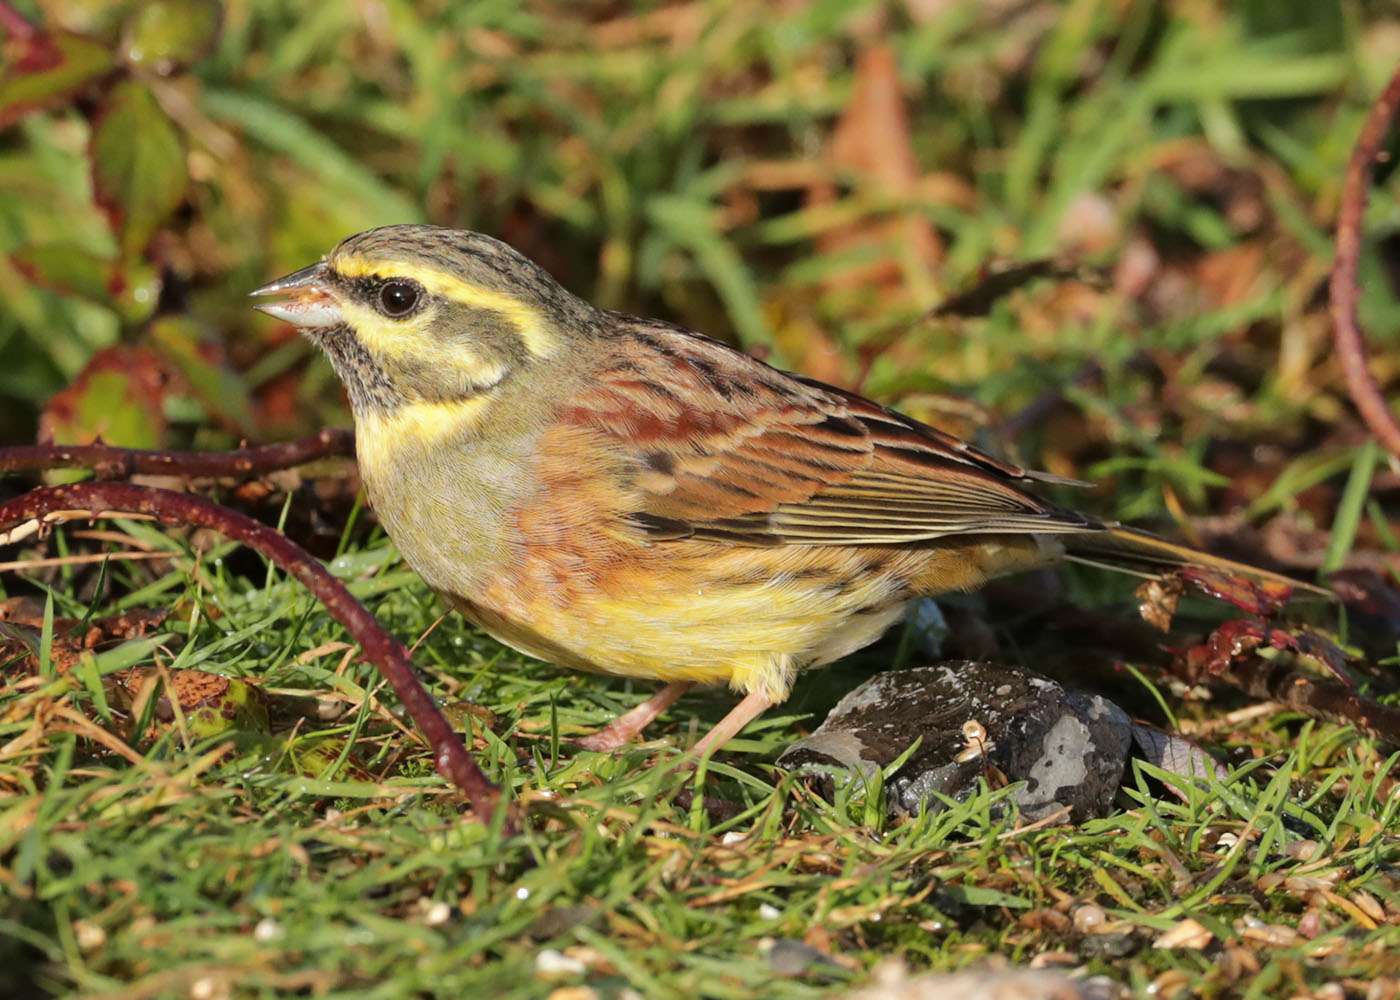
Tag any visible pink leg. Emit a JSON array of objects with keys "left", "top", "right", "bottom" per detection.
[
  {"left": 574, "top": 681, "right": 693, "bottom": 751},
  {"left": 690, "top": 689, "right": 775, "bottom": 757}
]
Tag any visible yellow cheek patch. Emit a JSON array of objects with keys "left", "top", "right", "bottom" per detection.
[
  {"left": 332, "top": 255, "right": 556, "bottom": 358},
  {"left": 336, "top": 298, "right": 507, "bottom": 391}
]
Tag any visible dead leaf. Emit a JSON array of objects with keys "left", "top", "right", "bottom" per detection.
[
  {"left": 1136, "top": 576, "right": 1183, "bottom": 632},
  {"left": 810, "top": 44, "right": 942, "bottom": 292},
  {"left": 1154, "top": 918, "right": 1213, "bottom": 950}
]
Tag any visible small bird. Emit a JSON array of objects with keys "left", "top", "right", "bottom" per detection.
[{"left": 253, "top": 225, "right": 1315, "bottom": 755}]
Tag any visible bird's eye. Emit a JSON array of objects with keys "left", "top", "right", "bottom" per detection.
[{"left": 377, "top": 280, "right": 420, "bottom": 317}]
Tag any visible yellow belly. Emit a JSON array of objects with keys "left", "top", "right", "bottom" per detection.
[{"left": 446, "top": 534, "right": 1056, "bottom": 703}]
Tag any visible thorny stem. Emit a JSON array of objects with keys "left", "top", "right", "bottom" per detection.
[
  {"left": 0, "top": 429, "right": 355, "bottom": 480},
  {"left": 1330, "top": 59, "right": 1400, "bottom": 458},
  {"left": 1225, "top": 656, "right": 1400, "bottom": 748},
  {"left": 0, "top": 483, "right": 501, "bottom": 822}
]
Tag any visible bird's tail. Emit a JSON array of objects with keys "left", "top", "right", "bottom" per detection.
[{"left": 1063, "top": 524, "right": 1331, "bottom": 599}]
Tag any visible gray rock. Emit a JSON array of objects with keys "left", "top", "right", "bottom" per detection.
[{"left": 779, "top": 662, "right": 1133, "bottom": 821}]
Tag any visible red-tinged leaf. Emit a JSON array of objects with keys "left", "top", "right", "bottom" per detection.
[
  {"left": 39, "top": 345, "right": 173, "bottom": 457},
  {"left": 0, "top": 30, "right": 113, "bottom": 129},
  {"left": 14, "top": 244, "right": 163, "bottom": 324},
  {"left": 10, "top": 243, "right": 115, "bottom": 302},
  {"left": 90, "top": 79, "right": 188, "bottom": 256},
  {"left": 1180, "top": 618, "right": 1353, "bottom": 684},
  {"left": 1176, "top": 565, "right": 1293, "bottom": 617}
]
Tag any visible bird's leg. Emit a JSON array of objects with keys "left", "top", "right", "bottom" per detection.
[
  {"left": 574, "top": 681, "right": 694, "bottom": 751},
  {"left": 690, "top": 689, "right": 775, "bottom": 757}
]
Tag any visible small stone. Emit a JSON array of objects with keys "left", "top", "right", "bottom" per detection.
[
  {"left": 545, "top": 989, "right": 598, "bottom": 1000},
  {"left": 759, "top": 903, "right": 781, "bottom": 920},
  {"left": 1079, "top": 933, "right": 1138, "bottom": 959},
  {"left": 1282, "top": 839, "right": 1318, "bottom": 861},
  {"left": 840, "top": 961, "right": 1092, "bottom": 999},
  {"left": 424, "top": 901, "right": 452, "bottom": 926},
  {"left": 535, "top": 949, "right": 586, "bottom": 977},
  {"left": 189, "top": 977, "right": 229, "bottom": 1000},
  {"left": 1072, "top": 904, "right": 1107, "bottom": 934},
  {"left": 529, "top": 905, "right": 599, "bottom": 941},
  {"left": 764, "top": 938, "right": 837, "bottom": 977},
  {"left": 73, "top": 920, "right": 106, "bottom": 952},
  {"left": 252, "top": 918, "right": 281, "bottom": 943}
]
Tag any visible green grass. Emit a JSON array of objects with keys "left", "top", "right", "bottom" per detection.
[
  {"left": 1, "top": 528, "right": 1396, "bottom": 998},
  {"left": 3, "top": 1, "right": 1400, "bottom": 996}
]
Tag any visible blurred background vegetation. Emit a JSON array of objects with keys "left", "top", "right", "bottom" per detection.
[
  {"left": 5, "top": 5, "right": 1400, "bottom": 996},
  {"left": 2, "top": 0, "right": 1399, "bottom": 542}
]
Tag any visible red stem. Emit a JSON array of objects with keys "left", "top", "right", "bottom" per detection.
[
  {"left": 0, "top": 430, "right": 355, "bottom": 480},
  {"left": 0, "top": 482, "right": 501, "bottom": 822},
  {"left": 1330, "top": 61, "right": 1400, "bottom": 458}
]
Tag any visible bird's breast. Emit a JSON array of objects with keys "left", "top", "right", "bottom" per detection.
[{"left": 354, "top": 408, "right": 539, "bottom": 597}]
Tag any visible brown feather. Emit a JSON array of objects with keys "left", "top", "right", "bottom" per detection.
[{"left": 564, "top": 318, "right": 1098, "bottom": 547}]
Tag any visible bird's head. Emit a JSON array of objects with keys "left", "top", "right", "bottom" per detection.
[{"left": 252, "top": 224, "right": 591, "bottom": 415}]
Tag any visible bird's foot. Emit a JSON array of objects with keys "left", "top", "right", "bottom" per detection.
[{"left": 571, "top": 681, "right": 693, "bottom": 751}]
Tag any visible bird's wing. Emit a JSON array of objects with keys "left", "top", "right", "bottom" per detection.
[{"left": 560, "top": 319, "right": 1099, "bottom": 545}]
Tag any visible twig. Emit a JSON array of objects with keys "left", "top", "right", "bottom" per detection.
[
  {"left": 920, "top": 259, "right": 1108, "bottom": 322},
  {"left": 0, "top": 482, "right": 501, "bottom": 822},
  {"left": 0, "top": 429, "right": 355, "bottom": 480},
  {"left": 1330, "top": 60, "right": 1400, "bottom": 458},
  {"left": 0, "top": 550, "right": 167, "bottom": 572},
  {"left": 1223, "top": 655, "right": 1400, "bottom": 748}
]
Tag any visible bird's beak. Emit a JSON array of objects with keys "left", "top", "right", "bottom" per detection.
[{"left": 250, "top": 262, "right": 342, "bottom": 328}]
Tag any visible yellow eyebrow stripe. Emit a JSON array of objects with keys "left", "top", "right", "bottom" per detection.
[{"left": 333, "top": 255, "right": 555, "bottom": 357}]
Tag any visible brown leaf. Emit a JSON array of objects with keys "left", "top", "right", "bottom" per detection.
[
  {"left": 1136, "top": 576, "right": 1183, "bottom": 633},
  {"left": 112, "top": 667, "right": 269, "bottom": 738},
  {"left": 1154, "top": 918, "right": 1213, "bottom": 950},
  {"left": 811, "top": 44, "right": 942, "bottom": 291}
]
